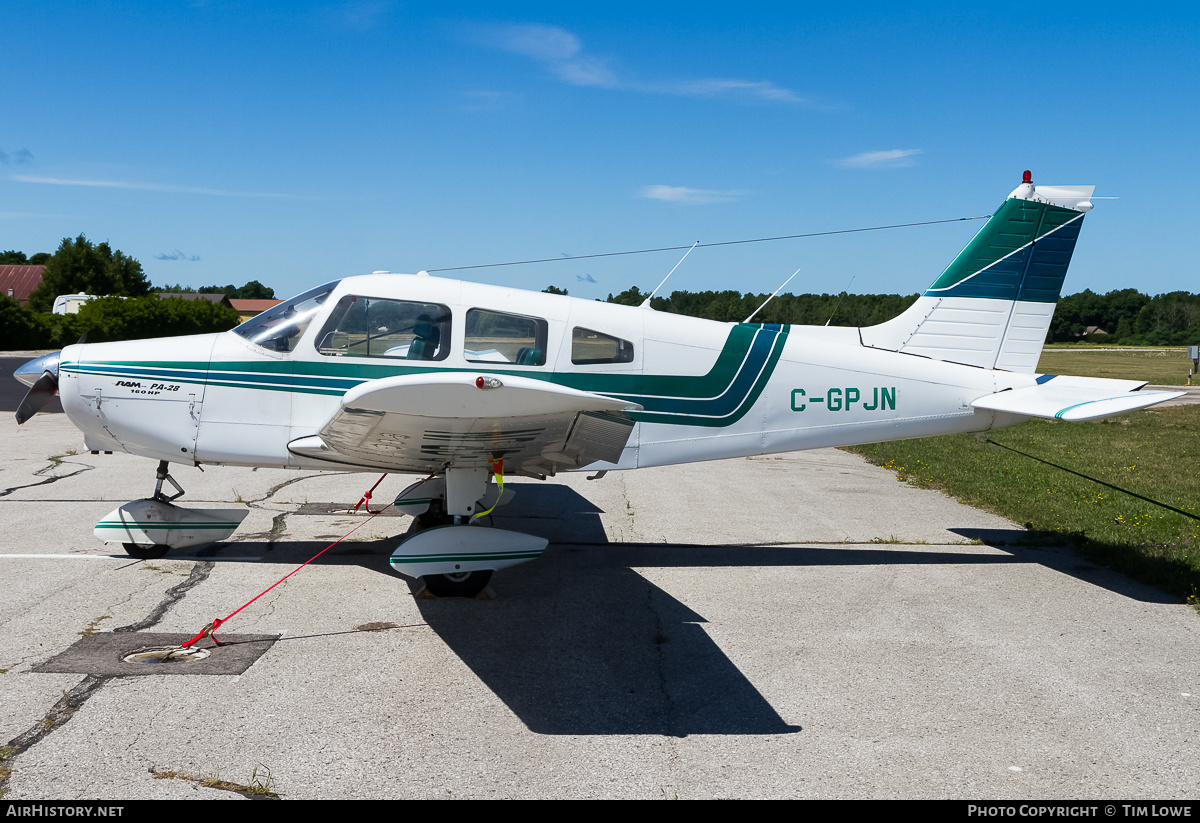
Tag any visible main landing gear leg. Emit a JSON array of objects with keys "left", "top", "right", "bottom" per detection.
[
  {"left": 417, "top": 468, "right": 493, "bottom": 598},
  {"left": 389, "top": 467, "right": 547, "bottom": 598}
]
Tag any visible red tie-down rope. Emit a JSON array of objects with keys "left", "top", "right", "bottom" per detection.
[
  {"left": 354, "top": 473, "right": 389, "bottom": 513},
  {"left": 180, "top": 472, "right": 407, "bottom": 648}
]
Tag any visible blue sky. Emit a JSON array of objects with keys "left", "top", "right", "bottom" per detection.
[{"left": 3, "top": 3, "right": 1197, "bottom": 302}]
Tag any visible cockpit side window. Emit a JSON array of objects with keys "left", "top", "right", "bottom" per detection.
[
  {"left": 233, "top": 281, "right": 339, "bottom": 352},
  {"left": 465, "top": 309, "right": 548, "bottom": 366},
  {"left": 571, "top": 327, "right": 634, "bottom": 364},
  {"left": 314, "top": 295, "right": 451, "bottom": 361}
]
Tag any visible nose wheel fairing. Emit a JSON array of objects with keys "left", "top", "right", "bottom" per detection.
[
  {"left": 94, "top": 460, "right": 247, "bottom": 556},
  {"left": 95, "top": 498, "right": 248, "bottom": 553}
]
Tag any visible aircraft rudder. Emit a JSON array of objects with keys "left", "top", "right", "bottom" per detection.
[{"left": 861, "top": 172, "right": 1095, "bottom": 373}]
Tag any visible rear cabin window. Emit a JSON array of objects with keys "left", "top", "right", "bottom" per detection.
[
  {"left": 572, "top": 327, "right": 634, "bottom": 365},
  {"left": 315, "top": 295, "right": 451, "bottom": 361},
  {"left": 465, "top": 309, "right": 548, "bottom": 366}
]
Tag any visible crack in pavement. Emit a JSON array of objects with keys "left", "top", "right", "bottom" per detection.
[
  {"left": 643, "top": 581, "right": 684, "bottom": 796},
  {"left": 0, "top": 674, "right": 108, "bottom": 798},
  {"left": 112, "top": 561, "right": 214, "bottom": 634},
  {"left": 253, "top": 475, "right": 314, "bottom": 506},
  {"left": 646, "top": 579, "right": 677, "bottom": 739},
  {"left": 0, "top": 469, "right": 354, "bottom": 797},
  {"left": 0, "top": 554, "right": 218, "bottom": 797},
  {"left": 0, "top": 459, "right": 96, "bottom": 498}
]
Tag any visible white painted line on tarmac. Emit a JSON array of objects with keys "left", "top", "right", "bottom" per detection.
[
  {"left": 0, "top": 553, "right": 264, "bottom": 560},
  {"left": 1, "top": 554, "right": 119, "bottom": 560}
]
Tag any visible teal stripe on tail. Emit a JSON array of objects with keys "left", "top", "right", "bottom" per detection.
[{"left": 860, "top": 173, "right": 1094, "bottom": 373}]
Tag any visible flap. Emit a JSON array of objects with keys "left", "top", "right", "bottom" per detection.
[{"left": 290, "top": 373, "right": 641, "bottom": 474}]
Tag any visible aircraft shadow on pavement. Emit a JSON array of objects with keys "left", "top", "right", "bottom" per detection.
[
  {"left": 950, "top": 527, "right": 1181, "bottom": 605},
  {"left": 204, "top": 483, "right": 1175, "bottom": 734}
]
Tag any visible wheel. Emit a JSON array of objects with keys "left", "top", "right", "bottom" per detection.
[
  {"left": 122, "top": 542, "right": 170, "bottom": 560},
  {"left": 414, "top": 500, "right": 452, "bottom": 531},
  {"left": 414, "top": 512, "right": 453, "bottom": 531},
  {"left": 421, "top": 569, "right": 493, "bottom": 598}
]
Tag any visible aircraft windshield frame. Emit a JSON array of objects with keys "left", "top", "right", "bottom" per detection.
[{"left": 233, "top": 281, "right": 341, "bottom": 352}]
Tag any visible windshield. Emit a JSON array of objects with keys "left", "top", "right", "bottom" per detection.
[{"left": 233, "top": 281, "right": 340, "bottom": 352}]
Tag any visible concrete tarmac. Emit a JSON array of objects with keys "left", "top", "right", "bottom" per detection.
[{"left": 0, "top": 415, "right": 1196, "bottom": 799}]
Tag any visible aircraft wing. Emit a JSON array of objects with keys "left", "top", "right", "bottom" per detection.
[
  {"left": 972, "top": 376, "right": 1184, "bottom": 422},
  {"left": 288, "top": 372, "right": 642, "bottom": 476}
]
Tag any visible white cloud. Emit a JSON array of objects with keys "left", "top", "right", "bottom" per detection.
[
  {"left": 836, "top": 149, "right": 922, "bottom": 169},
  {"left": 497, "top": 23, "right": 582, "bottom": 62},
  {"left": 648, "top": 78, "right": 806, "bottom": 104},
  {"left": 489, "top": 23, "right": 617, "bottom": 88},
  {"left": 553, "top": 55, "right": 618, "bottom": 88},
  {"left": 640, "top": 185, "right": 745, "bottom": 205},
  {"left": 155, "top": 250, "right": 201, "bottom": 261},
  {"left": 11, "top": 175, "right": 290, "bottom": 198},
  {"left": 481, "top": 23, "right": 801, "bottom": 103}
]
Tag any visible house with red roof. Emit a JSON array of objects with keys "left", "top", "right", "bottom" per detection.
[
  {"left": 229, "top": 298, "right": 282, "bottom": 322},
  {"left": 0, "top": 265, "right": 45, "bottom": 305}
]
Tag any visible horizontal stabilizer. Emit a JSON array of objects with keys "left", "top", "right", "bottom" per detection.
[{"left": 972, "top": 378, "right": 1183, "bottom": 421}]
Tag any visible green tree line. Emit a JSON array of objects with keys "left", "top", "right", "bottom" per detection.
[
  {"left": 6, "top": 235, "right": 1198, "bottom": 349},
  {"left": 604, "top": 285, "right": 919, "bottom": 327},
  {"left": 1048, "top": 289, "right": 1200, "bottom": 345},
  {"left": 2, "top": 236, "right": 244, "bottom": 349},
  {"left": 590, "top": 285, "right": 1200, "bottom": 344},
  {"left": 158, "top": 280, "right": 276, "bottom": 300}
]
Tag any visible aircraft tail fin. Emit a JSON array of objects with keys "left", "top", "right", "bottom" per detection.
[{"left": 860, "top": 172, "right": 1094, "bottom": 373}]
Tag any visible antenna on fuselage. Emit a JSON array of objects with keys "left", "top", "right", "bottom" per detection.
[
  {"left": 743, "top": 267, "right": 802, "bottom": 324},
  {"left": 640, "top": 240, "right": 699, "bottom": 308},
  {"left": 824, "top": 276, "right": 856, "bottom": 326}
]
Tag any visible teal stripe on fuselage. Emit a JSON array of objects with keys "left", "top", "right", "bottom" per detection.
[
  {"left": 60, "top": 323, "right": 791, "bottom": 427},
  {"left": 625, "top": 325, "right": 788, "bottom": 426}
]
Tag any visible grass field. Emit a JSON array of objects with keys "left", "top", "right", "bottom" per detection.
[
  {"left": 845, "top": 405, "right": 1200, "bottom": 608},
  {"left": 1038, "top": 345, "right": 1196, "bottom": 385}
]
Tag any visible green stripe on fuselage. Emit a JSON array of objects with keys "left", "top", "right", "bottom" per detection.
[{"left": 60, "top": 323, "right": 791, "bottom": 427}]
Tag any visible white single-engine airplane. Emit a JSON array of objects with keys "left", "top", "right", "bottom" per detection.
[{"left": 13, "top": 172, "right": 1183, "bottom": 596}]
